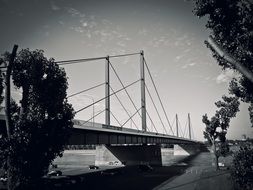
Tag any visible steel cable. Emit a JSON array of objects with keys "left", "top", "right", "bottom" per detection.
[
  {"left": 144, "top": 58, "right": 174, "bottom": 135},
  {"left": 109, "top": 85, "right": 139, "bottom": 130},
  {"left": 75, "top": 79, "right": 140, "bottom": 114}
]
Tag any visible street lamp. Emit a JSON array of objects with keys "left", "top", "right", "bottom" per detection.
[
  {"left": 120, "top": 108, "right": 133, "bottom": 129},
  {"left": 80, "top": 94, "right": 95, "bottom": 127}
]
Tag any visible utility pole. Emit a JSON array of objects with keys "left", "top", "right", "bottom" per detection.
[
  {"left": 140, "top": 50, "right": 146, "bottom": 132},
  {"left": 5, "top": 45, "right": 18, "bottom": 138},
  {"left": 188, "top": 113, "right": 191, "bottom": 140},
  {"left": 4, "top": 45, "right": 18, "bottom": 190},
  {"left": 105, "top": 56, "right": 110, "bottom": 127},
  {"left": 176, "top": 114, "right": 179, "bottom": 137}
]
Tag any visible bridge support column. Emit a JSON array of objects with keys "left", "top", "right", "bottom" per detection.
[
  {"left": 173, "top": 144, "right": 201, "bottom": 156},
  {"left": 95, "top": 144, "right": 162, "bottom": 166},
  {"left": 105, "top": 56, "right": 110, "bottom": 126},
  {"left": 140, "top": 50, "right": 147, "bottom": 132},
  {"left": 188, "top": 113, "right": 191, "bottom": 140},
  {"left": 176, "top": 114, "right": 179, "bottom": 137}
]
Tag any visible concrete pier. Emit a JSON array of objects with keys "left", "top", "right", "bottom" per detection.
[
  {"left": 95, "top": 144, "right": 162, "bottom": 166},
  {"left": 173, "top": 144, "right": 201, "bottom": 156}
]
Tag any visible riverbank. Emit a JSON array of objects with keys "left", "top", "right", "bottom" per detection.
[
  {"left": 154, "top": 152, "right": 234, "bottom": 190},
  {"left": 3, "top": 149, "right": 234, "bottom": 190},
  {"left": 45, "top": 153, "right": 200, "bottom": 190}
]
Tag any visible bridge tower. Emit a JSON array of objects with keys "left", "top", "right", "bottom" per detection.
[
  {"left": 176, "top": 114, "right": 179, "bottom": 137},
  {"left": 105, "top": 56, "right": 110, "bottom": 127},
  {"left": 140, "top": 50, "right": 147, "bottom": 132},
  {"left": 188, "top": 113, "right": 191, "bottom": 140}
]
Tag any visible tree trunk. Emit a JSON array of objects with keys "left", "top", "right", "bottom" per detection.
[{"left": 212, "top": 138, "right": 219, "bottom": 170}]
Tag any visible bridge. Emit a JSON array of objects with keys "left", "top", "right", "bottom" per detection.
[
  {"left": 0, "top": 50, "right": 204, "bottom": 166},
  {"left": 56, "top": 51, "right": 204, "bottom": 165}
]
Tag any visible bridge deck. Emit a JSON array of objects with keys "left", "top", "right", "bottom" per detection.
[{"left": 69, "top": 120, "right": 200, "bottom": 145}]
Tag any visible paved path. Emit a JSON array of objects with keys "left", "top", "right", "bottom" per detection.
[{"left": 154, "top": 152, "right": 234, "bottom": 190}]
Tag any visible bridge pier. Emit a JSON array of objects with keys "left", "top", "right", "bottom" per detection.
[
  {"left": 173, "top": 144, "right": 201, "bottom": 156},
  {"left": 95, "top": 144, "right": 162, "bottom": 166}
]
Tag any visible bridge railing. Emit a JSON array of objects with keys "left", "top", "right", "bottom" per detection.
[{"left": 73, "top": 119, "right": 198, "bottom": 143}]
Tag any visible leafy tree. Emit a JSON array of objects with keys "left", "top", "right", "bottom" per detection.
[
  {"left": 193, "top": 0, "right": 253, "bottom": 127},
  {"left": 0, "top": 49, "right": 74, "bottom": 189},
  {"left": 202, "top": 95, "right": 239, "bottom": 170},
  {"left": 231, "top": 142, "right": 253, "bottom": 190},
  {"left": 0, "top": 58, "right": 4, "bottom": 104}
]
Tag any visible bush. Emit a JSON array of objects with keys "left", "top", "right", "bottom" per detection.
[{"left": 231, "top": 142, "right": 253, "bottom": 190}]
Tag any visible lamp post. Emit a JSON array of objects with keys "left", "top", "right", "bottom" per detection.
[
  {"left": 81, "top": 94, "right": 95, "bottom": 126},
  {"left": 120, "top": 108, "right": 133, "bottom": 129}
]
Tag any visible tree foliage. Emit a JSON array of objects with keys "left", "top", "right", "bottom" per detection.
[
  {"left": 0, "top": 58, "right": 4, "bottom": 104},
  {"left": 202, "top": 95, "right": 239, "bottom": 169},
  {"left": 0, "top": 49, "right": 74, "bottom": 189},
  {"left": 203, "top": 95, "right": 240, "bottom": 143},
  {"left": 193, "top": 0, "right": 253, "bottom": 127},
  {"left": 231, "top": 142, "right": 253, "bottom": 190}
]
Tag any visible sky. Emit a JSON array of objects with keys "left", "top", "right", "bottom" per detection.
[{"left": 0, "top": 0, "right": 252, "bottom": 140}]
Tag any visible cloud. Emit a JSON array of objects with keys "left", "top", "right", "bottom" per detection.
[
  {"left": 189, "top": 62, "right": 196, "bottom": 66},
  {"left": 181, "top": 62, "right": 197, "bottom": 69},
  {"left": 64, "top": 7, "right": 132, "bottom": 50},
  {"left": 66, "top": 7, "right": 85, "bottom": 17},
  {"left": 69, "top": 26, "right": 83, "bottom": 33},
  {"left": 58, "top": 21, "right": 65, "bottom": 26},
  {"left": 174, "top": 55, "right": 183, "bottom": 62},
  {"left": 216, "top": 69, "right": 239, "bottom": 84},
  {"left": 138, "top": 28, "right": 148, "bottom": 36},
  {"left": 69, "top": 93, "right": 103, "bottom": 113},
  {"left": 82, "top": 22, "right": 88, "bottom": 27},
  {"left": 50, "top": 1, "right": 60, "bottom": 11},
  {"left": 117, "top": 41, "right": 126, "bottom": 47}
]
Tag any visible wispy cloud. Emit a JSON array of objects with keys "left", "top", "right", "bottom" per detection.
[
  {"left": 64, "top": 7, "right": 132, "bottom": 52},
  {"left": 181, "top": 62, "right": 197, "bottom": 69},
  {"left": 50, "top": 1, "right": 60, "bottom": 11},
  {"left": 58, "top": 20, "right": 65, "bottom": 25},
  {"left": 66, "top": 7, "right": 85, "bottom": 17},
  {"left": 138, "top": 28, "right": 148, "bottom": 36},
  {"left": 69, "top": 93, "right": 103, "bottom": 112},
  {"left": 216, "top": 69, "right": 239, "bottom": 84}
]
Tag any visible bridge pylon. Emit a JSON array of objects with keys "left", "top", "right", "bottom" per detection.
[
  {"left": 105, "top": 56, "right": 110, "bottom": 127},
  {"left": 140, "top": 50, "right": 147, "bottom": 132},
  {"left": 188, "top": 113, "right": 191, "bottom": 140},
  {"left": 176, "top": 114, "right": 179, "bottom": 137}
]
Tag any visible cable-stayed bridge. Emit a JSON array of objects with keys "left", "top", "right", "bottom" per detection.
[
  {"left": 56, "top": 51, "right": 204, "bottom": 165},
  {"left": 0, "top": 50, "right": 204, "bottom": 165},
  {"left": 55, "top": 51, "right": 199, "bottom": 144}
]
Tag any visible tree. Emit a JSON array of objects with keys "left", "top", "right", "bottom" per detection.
[
  {"left": 193, "top": 0, "right": 253, "bottom": 127},
  {"left": 0, "top": 49, "right": 74, "bottom": 189},
  {"left": 202, "top": 95, "right": 239, "bottom": 170},
  {"left": 0, "top": 58, "right": 4, "bottom": 104},
  {"left": 231, "top": 142, "right": 253, "bottom": 190}
]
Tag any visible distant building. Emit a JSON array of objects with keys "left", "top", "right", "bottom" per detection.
[{"left": 242, "top": 134, "right": 247, "bottom": 141}]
